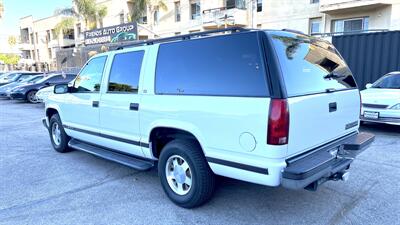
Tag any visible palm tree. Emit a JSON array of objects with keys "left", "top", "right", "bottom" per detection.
[
  {"left": 129, "top": 0, "right": 167, "bottom": 24},
  {"left": 75, "top": 0, "right": 109, "bottom": 29}
]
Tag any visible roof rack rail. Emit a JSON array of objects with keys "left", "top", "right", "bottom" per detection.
[
  {"left": 113, "top": 26, "right": 249, "bottom": 50},
  {"left": 281, "top": 28, "right": 307, "bottom": 36}
]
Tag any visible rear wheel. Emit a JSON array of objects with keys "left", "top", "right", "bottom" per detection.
[
  {"left": 26, "top": 90, "right": 38, "bottom": 103},
  {"left": 158, "top": 139, "right": 215, "bottom": 208},
  {"left": 49, "top": 114, "right": 71, "bottom": 153}
]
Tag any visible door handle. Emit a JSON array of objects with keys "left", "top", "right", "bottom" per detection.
[
  {"left": 329, "top": 102, "right": 337, "bottom": 112},
  {"left": 92, "top": 101, "right": 99, "bottom": 108},
  {"left": 130, "top": 103, "right": 139, "bottom": 111}
]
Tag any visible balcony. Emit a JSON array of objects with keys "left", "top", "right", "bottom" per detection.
[
  {"left": 19, "top": 42, "right": 34, "bottom": 51},
  {"left": 202, "top": 7, "right": 248, "bottom": 29},
  {"left": 320, "top": 0, "right": 391, "bottom": 14},
  {"left": 49, "top": 38, "right": 75, "bottom": 48}
]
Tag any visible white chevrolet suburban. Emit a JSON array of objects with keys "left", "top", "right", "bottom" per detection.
[{"left": 43, "top": 28, "right": 374, "bottom": 208}]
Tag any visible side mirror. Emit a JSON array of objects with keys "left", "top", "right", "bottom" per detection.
[
  {"left": 54, "top": 83, "right": 69, "bottom": 94},
  {"left": 365, "top": 83, "right": 372, "bottom": 89}
]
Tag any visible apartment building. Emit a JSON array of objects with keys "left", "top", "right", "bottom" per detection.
[
  {"left": 19, "top": 15, "right": 75, "bottom": 69},
  {"left": 72, "top": 0, "right": 400, "bottom": 44}
]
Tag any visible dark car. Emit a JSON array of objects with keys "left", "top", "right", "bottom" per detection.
[
  {"left": 0, "top": 72, "right": 41, "bottom": 86},
  {"left": 0, "top": 75, "right": 45, "bottom": 98},
  {"left": 10, "top": 73, "right": 76, "bottom": 103}
]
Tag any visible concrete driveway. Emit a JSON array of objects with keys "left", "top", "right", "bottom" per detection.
[{"left": 0, "top": 100, "right": 399, "bottom": 225}]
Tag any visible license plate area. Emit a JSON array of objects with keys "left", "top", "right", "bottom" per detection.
[{"left": 364, "top": 111, "right": 379, "bottom": 119}]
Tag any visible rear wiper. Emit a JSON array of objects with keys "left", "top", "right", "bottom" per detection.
[{"left": 323, "top": 72, "right": 346, "bottom": 79}]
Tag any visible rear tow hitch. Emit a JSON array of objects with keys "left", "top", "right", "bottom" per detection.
[{"left": 304, "top": 171, "right": 350, "bottom": 191}]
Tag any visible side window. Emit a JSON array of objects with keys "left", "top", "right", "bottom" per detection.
[
  {"left": 155, "top": 32, "right": 269, "bottom": 97},
  {"left": 108, "top": 51, "right": 144, "bottom": 93},
  {"left": 73, "top": 56, "right": 107, "bottom": 92}
]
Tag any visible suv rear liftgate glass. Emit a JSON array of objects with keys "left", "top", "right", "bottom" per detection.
[{"left": 268, "top": 31, "right": 357, "bottom": 97}]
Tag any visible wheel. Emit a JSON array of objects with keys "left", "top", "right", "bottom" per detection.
[
  {"left": 49, "top": 114, "right": 71, "bottom": 153},
  {"left": 158, "top": 139, "right": 215, "bottom": 208},
  {"left": 26, "top": 90, "right": 39, "bottom": 103}
]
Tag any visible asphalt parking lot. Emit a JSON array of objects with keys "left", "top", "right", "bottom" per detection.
[{"left": 0, "top": 100, "right": 399, "bottom": 225}]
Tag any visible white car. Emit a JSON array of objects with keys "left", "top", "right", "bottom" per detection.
[
  {"left": 43, "top": 28, "right": 374, "bottom": 208},
  {"left": 36, "top": 86, "right": 54, "bottom": 103},
  {"left": 361, "top": 72, "right": 400, "bottom": 125}
]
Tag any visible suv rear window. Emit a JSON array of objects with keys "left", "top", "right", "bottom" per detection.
[
  {"left": 269, "top": 31, "right": 357, "bottom": 97},
  {"left": 155, "top": 32, "right": 269, "bottom": 97}
]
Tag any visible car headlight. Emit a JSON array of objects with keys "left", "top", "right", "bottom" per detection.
[{"left": 390, "top": 104, "right": 400, "bottom": 110}]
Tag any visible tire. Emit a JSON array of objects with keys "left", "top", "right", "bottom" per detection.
[
  {"left": 158, "top": 139, "right": 215, "bottom": 208},
  {"left": 26, "top": 90, "right": 38, "bottom": 103},
  {"left": 49, "top": 114, "right": 71, "bottom": 153}
]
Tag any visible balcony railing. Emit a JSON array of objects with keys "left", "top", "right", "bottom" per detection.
[
  {"left": 202, "top": 6, "right": 247, "bottom": 28},
  {"left": 320, "top": 0, "right": 391, "bottom": 13}
]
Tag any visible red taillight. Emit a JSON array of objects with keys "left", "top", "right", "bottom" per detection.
[{"left": 267, "top": 99, "right": 289, "bottom": 145}]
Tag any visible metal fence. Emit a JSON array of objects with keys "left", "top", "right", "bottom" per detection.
[{"left": 332, "top": 30, "right": 400, "bottom": 89}]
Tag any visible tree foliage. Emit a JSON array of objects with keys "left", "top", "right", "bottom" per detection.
[
  {"left": 129, "top": 0, "right": 167, "bottom": 23},
  {"left": 0, "top": 54, "right": 20, "bottom": 65},
  {"left": 54, "top": 17, "right": 75, "bottom": 38},
  {"left": 8, "top": 36, "right": 17, "bottom": 47}
]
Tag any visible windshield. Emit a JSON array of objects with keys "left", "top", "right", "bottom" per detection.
[
  {"left": 269, "top": 31, "right": 357, "bottom": 97},
  {"left": 372, "top": 74, "right": 400, "bottom": 89}
]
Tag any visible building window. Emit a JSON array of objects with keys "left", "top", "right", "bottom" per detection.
[
  {"left": 48, "top": 48, "right": 52, "bottom": 59},
  {"left": 76, "top": 23, "right": 82, "bottom": 36},
  {"left": 332, "top": 17, "right": 369, "bottom": 33},
  {"left": 309, "top": 17, "right": 322, "bottom": 35},
  {"left": 30, "top": 33, "right": 34, "bottom": 44},
  {"left": 120, "top": 13, "right": 125, "bottom": 24},
  {"left": 45, "top": 30, "right": 50, "bottom": 43},
  {"left": 257, "top": 0, "right": 262, "bottom": 12},
  {"left": 154, "top": 6, "right": 159, "bottom": 25},
  {"left": 190, "top": 1, "right": 200, "bottom": 20},
  {"left": 226, "top": 0, "right": 246, "bottom": 9},
  {"left": 175, "top": 1, "right": 181, "bottom": 22},
  {"left": 37, "top": 50, "right": 40, "bottom": 61},
  {"left": 138, "top": 15, "right": 147, "bottom": 24},
  {"left": 35, "top": 32, "right": 38, "bottom": 44},
  {"left": 51, "top": 29, "right": 57, "bottom": 40},
  {"left": 310, "top": 0, "right": 319, "bottom": 3}
]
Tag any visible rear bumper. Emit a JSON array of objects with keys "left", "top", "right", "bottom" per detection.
[
  {"left": 360, "top": 115, "right": 400, "bottom": 125},
  {"left": 281, "top": 132, "right": 375, "bottom": 190}
]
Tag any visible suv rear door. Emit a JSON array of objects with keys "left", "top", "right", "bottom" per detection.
[
  {"left": 98, "top": 49, "right": 146, "bottom": 157},
  {"left": 268, "top": 32, "right": 360, "bottom": 156}
]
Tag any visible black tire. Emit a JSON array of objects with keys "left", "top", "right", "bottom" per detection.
[
  {"left": 158, "top": 139, "right": 215, "bottom": 208},
  {"left": 49, "top": 114, "right": 71, "bottom": 153},
  {"left": 26, "top": 90, "right": 38, "bottom": 103}
]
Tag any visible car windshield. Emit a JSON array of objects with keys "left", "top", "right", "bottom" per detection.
[{"left": 372, "top": 74, "right": 400, "bottom": 89}]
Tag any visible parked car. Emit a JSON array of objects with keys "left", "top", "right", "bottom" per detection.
[
  {"left": 35, "top": 86, "right": 54, "bottom": 103},
  {"left": 0, "top": 75, "right": 45, "bottom": 98},
  {"left": 10, "top": 73, "right": 76, "bottom": 103},
  {"left": 43, "top": 28, "right": 374, "bottom": 208},
  {"left": 360, "top": 71, "right": 400, "bottom": 125},
  {"left": 0, "top": 71, "right": 41, "bottom": 86}
]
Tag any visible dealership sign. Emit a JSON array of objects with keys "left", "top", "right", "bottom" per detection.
[{"left": 84, "top": 22, "right": 138, "bottom": 45}]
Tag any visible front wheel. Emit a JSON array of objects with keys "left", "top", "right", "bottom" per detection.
[
  {"left": 158, "top": 139, "right": 215, "bottom": 208},
  {"left": 49, "top": 114, "right": 71, "bottom": 153},
  {"left": 26, "top": 90, "right": 39, "bottom": 103}
]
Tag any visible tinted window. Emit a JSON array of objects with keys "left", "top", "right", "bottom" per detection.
[
  {"left": 108, "top": 51, "right": 144, "bottom": 93},
  {"left": 372, "top": 74, "right": 400, "bottom": 89},
  {"left": 270, "top": 31, "right": 357, "bottom": 97},
  {"left": 73, "top": 56, "right": 107, "bottom": 92},
  {"left": 156, "top": 32, "right": 268, "bottom": 96},
  {"left": 45, "top": 75, "right": 62, "bottom": 83}
]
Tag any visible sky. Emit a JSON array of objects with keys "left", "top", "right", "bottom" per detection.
[{"left": 0, "top": 0, "right": 72, "bottom": 35}]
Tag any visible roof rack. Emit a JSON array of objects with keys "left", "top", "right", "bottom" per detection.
[{"left": 113, "top": 27, "right": 249, "bottom": 50}]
